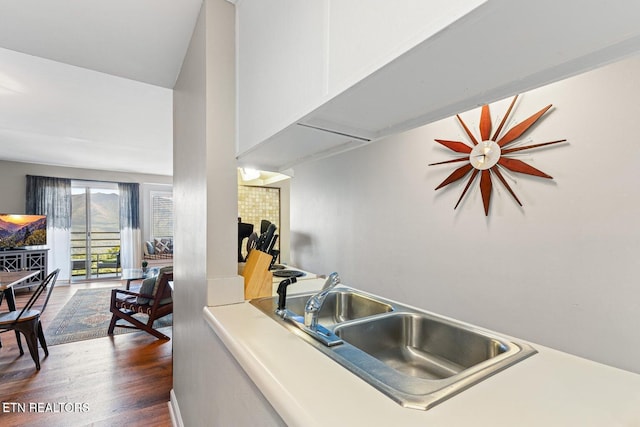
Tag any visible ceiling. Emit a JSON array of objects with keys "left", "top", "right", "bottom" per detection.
[{"left": 0, "top": 0, "right": 204, "bottom": 176}]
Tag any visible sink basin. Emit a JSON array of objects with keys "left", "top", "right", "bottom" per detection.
[
  {"left": 284, "top": 290, "right": 393, "bottom": 327},
  {"left": 335, "top": 313, "right": 508, "bottom": 380},
  {"left": 250, "top": 286, "right": 536, "bottom": 410}
]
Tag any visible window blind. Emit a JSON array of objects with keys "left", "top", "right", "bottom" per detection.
[{"left": 151, "top": 192, "right": 173, "bottom": 238}]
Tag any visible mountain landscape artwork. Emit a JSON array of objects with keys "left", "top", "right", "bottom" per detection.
[{"left": 0, "top": 214, "right": 47, "bottom": 248}]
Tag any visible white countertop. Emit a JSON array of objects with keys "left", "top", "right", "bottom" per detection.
[{"left": 204, "top": 280, "right": 640, "bottom": 426}]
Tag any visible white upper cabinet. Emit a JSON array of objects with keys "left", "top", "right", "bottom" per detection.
[
  {"left": 325, "top": 0, "right": 485, "bottom": 97},
  {"left": 236, "top": 0, "right": 640, "bottom": 171},
  {"left": 236, "top": 0, "right": 486, "bottom": 170},
  {"left": 235, "top": 0, "right": 327, "bottom": 157}
]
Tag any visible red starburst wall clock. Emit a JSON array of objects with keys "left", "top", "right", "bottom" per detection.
[{"left": 428, "top": 95, "right": 566, "bottom": 216}]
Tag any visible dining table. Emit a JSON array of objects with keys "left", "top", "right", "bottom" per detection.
[{"left": 0, "top": 270, "right": 40, "bottom": 311}]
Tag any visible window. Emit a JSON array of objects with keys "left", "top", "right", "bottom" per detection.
[
  {"left": 70, "top": 180, "right": 120, "bottom": 280},
  {"left": 150, "top": 191, "right": 173, "bottom": 238}
]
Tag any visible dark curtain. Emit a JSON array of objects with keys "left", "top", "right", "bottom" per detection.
[
  {"left": 118, "top": 182, "right": 140, "bottom": 230},
  {"left": 25, "top": 175, "right": 72, "bottom": 279},
  {"left": 25, "top": 175, "right": 72, "bottom": 229},
  {"left": 118, "top": 182, "right": 140, "bottom": 269}
]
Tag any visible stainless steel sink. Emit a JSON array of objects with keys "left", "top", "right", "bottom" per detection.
[
  {"left": 250, "top": 286, "right": 536, "bottom": 410},
  {"left": 335, "top": 313, "right": 509, "bottom": 380},
  {"left": 283, "top": 290, "right": 393, "bottom": 328}
]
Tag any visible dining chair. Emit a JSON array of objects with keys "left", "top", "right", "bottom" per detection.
[
  {"left": 0, "top": 268, "right": 60, "bottom": 370},
  {"left": 0, "top": 266, "right": 10, "bottom": 307},
  {"left": 0, "top": 268, "right": 59, "bottom": 350}
]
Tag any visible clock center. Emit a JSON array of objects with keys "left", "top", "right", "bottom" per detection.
[{"left": 469, "top": 140, "right": 501, "bottom": 170}]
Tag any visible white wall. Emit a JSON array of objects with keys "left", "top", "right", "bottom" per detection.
[
  {"left": 290, "top": 54, "right": 640, "bottom": 374},
  {"left": 172, "top": 1, "right": 283, "bottom": 425},
  {"left": 275, "top": 178, "right": 291, "bottom": 263},
  {"left": 0, "top": 159, "right": 171, "bottom": 213}
]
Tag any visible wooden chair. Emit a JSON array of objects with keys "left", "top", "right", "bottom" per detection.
[
  {"left": 108, "top": 269, "right": 173, "bottom": 340},
  {"left": 0, "top": 268, "right": 61, "bottom": 370}
]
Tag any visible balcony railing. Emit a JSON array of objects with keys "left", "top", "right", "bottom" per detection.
[{"left": 70, "top": 231, "right": 121, "bottom": 279}]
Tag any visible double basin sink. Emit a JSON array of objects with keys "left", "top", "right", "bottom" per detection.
[{"left": 250, "top": 286, "right": 536, "bottom": 410}]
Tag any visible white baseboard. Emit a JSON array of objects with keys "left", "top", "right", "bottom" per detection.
[{"left": 169, "top": 389, "right": 184, "bottom": 427}]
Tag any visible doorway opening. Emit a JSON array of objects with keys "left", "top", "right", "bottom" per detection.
[{"left": 70, "top": 181, "right": 121, "bottom": 281}]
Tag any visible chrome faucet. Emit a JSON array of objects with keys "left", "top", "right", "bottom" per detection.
[
  {"left": 273, "top": 271, "right": 343, "bottom": 347},
  {"left": 304, "top": 272, "right": 341, "bottom": 330}
]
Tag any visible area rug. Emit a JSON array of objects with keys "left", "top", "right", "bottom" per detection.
[{"left": 44, "top": 288, "right": 172, "bottom": 346}]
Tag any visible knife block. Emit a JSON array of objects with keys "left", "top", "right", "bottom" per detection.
[{"left": 242, "top": 249, "right": 273, "bottom": 300}]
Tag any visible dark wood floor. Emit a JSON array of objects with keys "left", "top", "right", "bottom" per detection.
[{"left": 0, "top": 280, "right": 173, "bottom": 427}]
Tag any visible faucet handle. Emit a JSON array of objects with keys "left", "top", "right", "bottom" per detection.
[{"left": 322, "top": 272, "right": 340, "bottom": 290}]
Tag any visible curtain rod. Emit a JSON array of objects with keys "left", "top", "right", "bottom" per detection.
[{"left": 26, "top": 174, "right": 138, "bottom": 186}]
